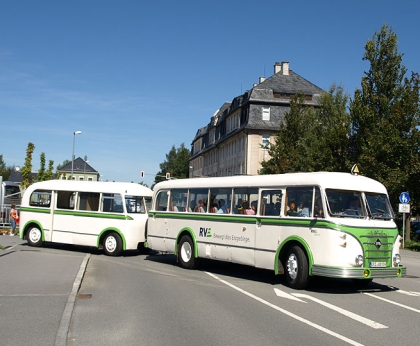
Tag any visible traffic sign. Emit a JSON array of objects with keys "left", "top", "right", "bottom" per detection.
[
  {"left": 399, "top": 203, "right": 410, "bottom": 213},
  {"left": 399, "top": 192, "right": 410, "bottom": 204}
]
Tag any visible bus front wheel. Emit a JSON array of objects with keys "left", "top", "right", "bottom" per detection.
[
  {"left": 103, "top": 232, "right": 122, "bottom": 256},
  {"left": 178, "top": 235, "right": 199, "bottom": 269},
  {"left": 284, "top": 245, "right": 310, "bottom": 290},
  {"left": 27, "top": 226, "right": 43, "bottom": 247}
]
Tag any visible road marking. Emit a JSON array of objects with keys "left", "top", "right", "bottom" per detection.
[
  {"left": 273, "top": 288, "right": 306, "bottom": 302},
  {"left": 292, "top": 293, "right": 388, "bottom": 329},
  {"left": 206, "top": 272, "right": 365, "bottom": 346},
  {"left": 387, "top": 286, "right": 420, "bottom": 297},
  {"left": 362, "top": 292, "right": 420, "bottom": 313}
]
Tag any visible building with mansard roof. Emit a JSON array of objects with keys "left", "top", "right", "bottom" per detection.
[{"left": 189, "top": 61, "right": 324, "bottom": 177}]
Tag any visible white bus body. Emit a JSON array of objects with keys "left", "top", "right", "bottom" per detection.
[
  {"left": 147, "top": 172, "right": 406, "bottom": 289},
  {"left": 19, "top": 180, "right": 152, "bottom": 256}
]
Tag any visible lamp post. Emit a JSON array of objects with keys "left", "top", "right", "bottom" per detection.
[{"left": 71, "top": 131, "right": 82, "bottom": 180}]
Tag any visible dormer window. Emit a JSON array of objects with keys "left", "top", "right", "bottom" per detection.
[{"left": 262, "top": 106, "right": 270, "bottom": 121}]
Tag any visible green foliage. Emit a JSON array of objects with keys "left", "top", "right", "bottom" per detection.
[
  {"left": 260, "top": 86, "right": 351, "bottom": 174},
  {"left": 0, "top": 154, "right": 14, "bottom": 180},
  {"left": 20, "top": 142, "right": 35, "bottom": 190},
  {"left": 37, "top": 152, "right": 46, "bottom": 182},
  {"left": 155, "top": 143, "right": 190, "bottom": 184},
  {"left": 349, "top": 24, "right": 420, "bottom": 216},
  {"left": 45, "top": 160, "right": 55, "bottom": 180}
]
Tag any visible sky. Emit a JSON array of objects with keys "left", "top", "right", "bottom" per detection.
[{"left": 1, "top": 0, "right": 419, "bottom": 185}]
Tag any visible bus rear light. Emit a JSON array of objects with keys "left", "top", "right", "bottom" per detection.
[
  {"left": 340, "top": 242, "right": 347, "bottom": 247},
  {"left": 355, "top": 255, "right": 364, "bottom": 266}
]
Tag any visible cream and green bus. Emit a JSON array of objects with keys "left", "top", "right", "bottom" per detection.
[
  {"left": 146, "top": 171, "right": 406, "bottom": 289},
  {"left": 19, "top": 180, "right": 152, "bottom": 256}
]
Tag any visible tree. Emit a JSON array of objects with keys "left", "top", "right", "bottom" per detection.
[
  {"left": 155, "top": 143, "right": 190, "bottom": 184},
  {"left": 37, "top": 153, "right": 54, "bottom": 181},
  {"left": 260, "top": 93, "right": 309, "bottom": 174},
  {"left": 0, "top": 154, "right": 14, "bottom": 181},
  {"left": 21, "top": 142, "right": 35, "bottom": 190},
  {"left": 349, "top": 24, "right": 420, "bottom": 217},
  {"left": 307, "top": 84, "right": 351, "bottom": 172}
]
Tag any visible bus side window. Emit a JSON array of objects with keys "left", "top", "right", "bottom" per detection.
[
  {"left": 79, "top": 192, "right": 100, "bottom": 211},
  {"left": 30, "top": 190, "right": 52, "bottom": 207},
  {"left": 189, "top": 188, "right": 208, "bottom": 213},
  {"left": 261, "top": 190, "right": 282, "bottom": 216},
  {"left": 155, "top": 191, "right": 169, "bottom": 211},
  {"left": 57, "top": 191, "right": 76, "bottom": 210}
]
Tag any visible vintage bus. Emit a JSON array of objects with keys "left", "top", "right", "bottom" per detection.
[
  {"left": 19, "top": 180, "right": 152, "bottom": 256},
  {"left": 146, "top": 171, "right": 406, "bottom": 289}
]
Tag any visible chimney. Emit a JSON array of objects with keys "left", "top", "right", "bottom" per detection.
[
  {"left": 259, "top": 76, "right": 266, "bottom": 83},
  {"left": 274, "top": 62, "right": 281, "bottom": 74},
  {"left": 282, "top": 61, "right": 289, "bottom": 76}
]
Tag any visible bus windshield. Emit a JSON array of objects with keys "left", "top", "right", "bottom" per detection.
[
  {"left": 325, "top": 189, "right": 393, "bottom": 219},
  {"left": 325, "top": 189, "right": 365, "bottom": 218},
  {"left": 365, "top": 192, "right": 394, "bottom": 220}
]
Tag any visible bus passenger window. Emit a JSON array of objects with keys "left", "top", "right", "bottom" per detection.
[
  {"left": 30, "top": 190, "right": 52, "bottom": 207},
  {"left": 57, "top": 191, "right": 76, "bottom": 210},
  {"left": 155, "top": 191, "right": 169, "bottom": 211},
  {"left": 189, "top": 189, "right": 208, "bottom": 213},
  {"left": 261, "top": 190, "right": 282, "bottom": 216},
  {"left": 79, "top": 192, "right": 100, "bottom": 211}
]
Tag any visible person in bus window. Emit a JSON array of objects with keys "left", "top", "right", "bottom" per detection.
[
  {"left": 217, "top": 199, "right": 228, "bottom": 214},
  {"left": 346, "top": 196, "right": 362, "bottom": 215},
  {"left": 9, "top": 204, "right": 18, "bottom": 236},
  {"left": 297, "top": 202, "right": 311, "bottom": 217},
  {"left": 287, "top": 202, "right": 298, "bottom": 216}
]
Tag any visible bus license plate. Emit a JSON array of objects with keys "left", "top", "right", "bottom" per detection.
[{"left": 370, "top": 262, "right": 386, "bottom": 268}]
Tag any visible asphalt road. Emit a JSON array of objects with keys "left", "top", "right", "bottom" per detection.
[{"left": 1, "top": 236, "right": 420, "bottom": 346}]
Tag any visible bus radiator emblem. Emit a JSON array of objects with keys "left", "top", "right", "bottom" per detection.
[{"left": 375, "top": 239, "right": 382, "bottom": 249}]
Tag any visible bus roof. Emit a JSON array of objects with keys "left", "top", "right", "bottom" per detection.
[
  {"left": 22, "top": 180, "right": 152, "bottom": 200},
  {"left": 153, "top": 172, "right": 388, "bottom": 194}
]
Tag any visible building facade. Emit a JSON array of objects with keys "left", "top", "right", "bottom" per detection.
[
  {"left": 189, "top": 61, "right": 324, "bottom": 177},
  {"left": 58, "top": 157, "right": 100, "bottom": 181}
]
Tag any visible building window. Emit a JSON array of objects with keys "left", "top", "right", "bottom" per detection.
[
  {"left": 262, "top": 106, "right": 270, "bottom": 121},
  {"left": 262, "top": 135, "right": 270, "bottom": 150}
]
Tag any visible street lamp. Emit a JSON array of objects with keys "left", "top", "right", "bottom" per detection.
[{"left": 71, "top": 131, "right": 82, "bottom": 180}]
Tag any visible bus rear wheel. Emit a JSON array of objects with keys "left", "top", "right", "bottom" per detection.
[
  {"left": 103, "top": 232, "right": 122, "bottom": 256},
  {"left": 27, "top": 226, "right": 43, "bottom": 247},
  {"left": 178, "top": 235, "right": 199, "bottom": 269},
  {"left": 284, "top": 245, "right": 310, "bottom": 290}
]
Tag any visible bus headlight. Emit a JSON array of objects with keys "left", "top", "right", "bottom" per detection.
[
  {"left": 393, "top": 254, "right": 401, "bottom": 266},
  {"left": 355, "top": 255, "right": 364, "bottom": 266}
]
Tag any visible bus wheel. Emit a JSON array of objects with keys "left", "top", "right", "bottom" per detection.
[
  {"left": 284, "top": 245, "right": 310, "bottom": 290},
  {"left": 178, "top": 235, "right": 199, "bottom": 269},
  {"left": 103, "top": 232, "right": 122, "bottom": 256},
  {"left": 27, "top": 226, "right": 43, "bottom": 247}
]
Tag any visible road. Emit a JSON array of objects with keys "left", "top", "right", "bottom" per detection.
[
  {"left": 1, "top": 236, "right": 419, "bottom": 346},
  {"left": 69, "top": 248, "right": 420, "bottom": 346}
]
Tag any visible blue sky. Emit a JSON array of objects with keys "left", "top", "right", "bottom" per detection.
[{"left": 1, "top": 0, "right": 419, "bottom": 185}]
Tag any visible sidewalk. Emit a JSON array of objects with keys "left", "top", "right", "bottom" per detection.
[{"left": 0, "top": 234, "right": 89, "bottom": 346}]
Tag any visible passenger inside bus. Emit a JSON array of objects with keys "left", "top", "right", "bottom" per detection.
[{"left": 287, "top": 202, "right": 298, "bottom": 216}]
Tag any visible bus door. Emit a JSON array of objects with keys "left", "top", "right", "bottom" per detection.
[
  {"left": 51, "top": 190, "right": 76, "bottom": 244},
  {"left": 229, "top": 187, "right": 258, "bottom": 266},
  {"left": 255, "top": 189, "right": 283, "bottom": 268},
  {"left": 72, "top": 192, "right": 101, "bottom": 246},
  {"left": 151, "top": 190, "right": 171, "bottom": 251}
]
